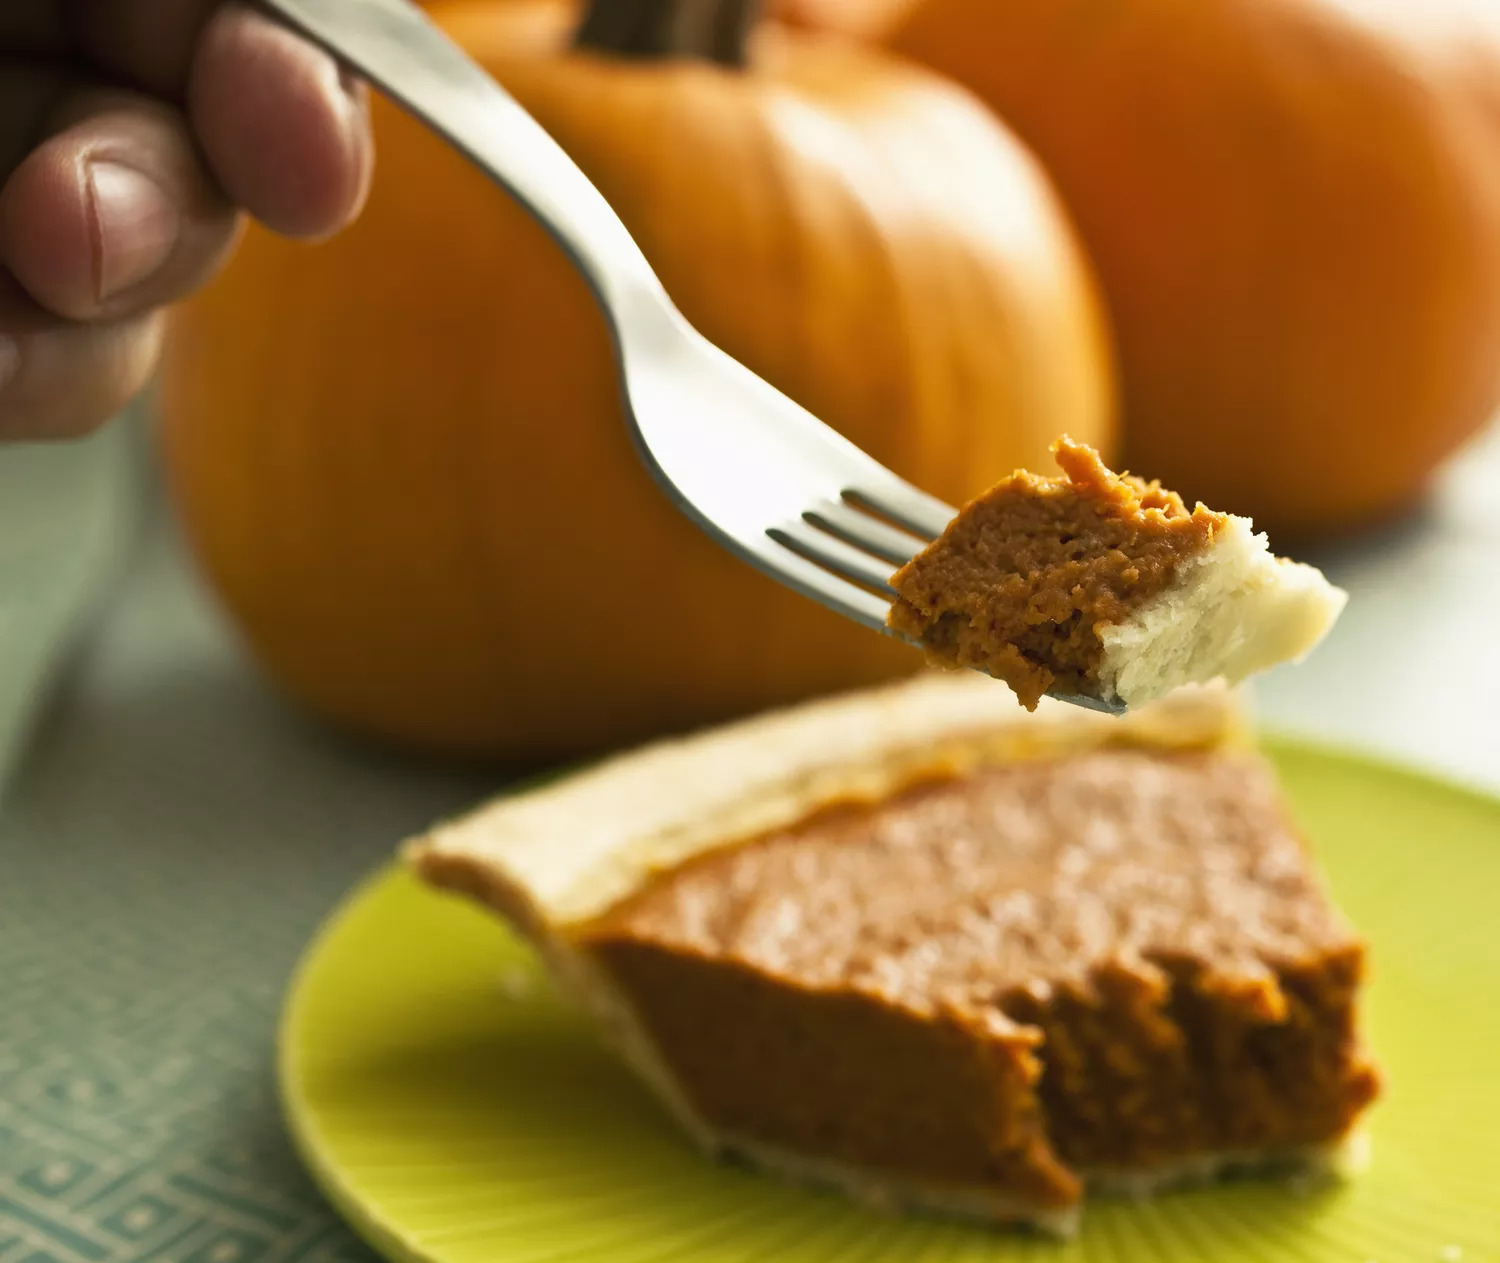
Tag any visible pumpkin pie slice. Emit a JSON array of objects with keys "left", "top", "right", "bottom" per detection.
[
  {"left": 888, "top": 439, "right": 1347, "bottom": 710},
  {"left": 409, "top": 674, "right": 1379, "bottom": 1236}
]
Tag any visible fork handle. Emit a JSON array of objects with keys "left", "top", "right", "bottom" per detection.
[{"left": 258, "top": 0, "right": 670, "bottom": 324}]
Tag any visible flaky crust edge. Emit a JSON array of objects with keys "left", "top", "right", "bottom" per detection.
[{"left": 407, "top": 672, "right": 1246, "bottom": 931}]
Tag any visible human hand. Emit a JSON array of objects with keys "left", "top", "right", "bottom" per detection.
[{"left": 0, "top": 2, "right": 374, "bottom": 439}]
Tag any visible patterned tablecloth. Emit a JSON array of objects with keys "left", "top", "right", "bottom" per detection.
[
  {"left": 0, "top": 422, "right": 496, "bottom": 1263},
  {"left": 2, "top": 417, "right": 1498, "bottom": 1263}
]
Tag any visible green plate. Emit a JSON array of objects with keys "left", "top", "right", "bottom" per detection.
[{"left": 279, "top": 740, "right": 1500, "bottom": 1263}]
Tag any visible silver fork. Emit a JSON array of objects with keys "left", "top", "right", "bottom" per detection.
[{"left": 260, "top": 0, "right": 1123, "bottom": 716}]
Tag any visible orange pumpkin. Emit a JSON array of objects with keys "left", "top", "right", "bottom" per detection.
[
  {"left": 783, "top": 0, "right": 1500, "bottom": 537},
  {"left": 160, "top": 0, "right": 1114, "bottom": 760}
]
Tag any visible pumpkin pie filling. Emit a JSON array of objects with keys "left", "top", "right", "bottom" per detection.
[
  {"left": 889, "top": 439, "right": 1347, "bottom": 710},
  {"left": 582, "top": 749, "right": 1377, "bottom": 1213},
  {"left": 411, "top": 676, "right": 1379, "bottom": 1234}
]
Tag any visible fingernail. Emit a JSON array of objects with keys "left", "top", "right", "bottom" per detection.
[
  {"left": 336, "top": 68, "right": 374, "bottom": 219},
  {"left": 339, "top": 65, "right": 372, "bottom": 143},
  {"left": 87, "top": 161, "right": 180, "bottom": 303}
]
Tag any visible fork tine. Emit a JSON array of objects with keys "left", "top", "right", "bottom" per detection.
[
  {"left": 755, "top": 540, "right": 895, "bottom": 631},
  {"left": 1051, "top": 691, "right": 1128, "bottom": 716},
  {"left": 803, "top": 500, "right": 925, "bottom": 567},
  {"left": 768, "top": 521, "right": 899, "bottom": 594},
  {"left": 842, "top": 480, "right": 955, "bottom": 541}
]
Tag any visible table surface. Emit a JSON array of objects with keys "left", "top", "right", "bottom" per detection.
[{"left": 2, "top": 423, "right": 1497, "bottom": 1263}]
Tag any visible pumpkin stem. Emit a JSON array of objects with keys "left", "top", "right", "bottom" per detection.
[{"left": 575, "top": 0, "right": 760, "bottom": 67}]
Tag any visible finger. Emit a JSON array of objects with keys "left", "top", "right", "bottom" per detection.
[
  {"left": 190, "top": 5, "right": 373, "bottom": 238},
  {"left": 73, "top": 1, "right": 373, "bottom": 239},
  {"left": 0, "top": 88, "right": 240, "bottom": 323},
  {"left": 0, "top": 276, "right": 163, "bottom": 441},
  {"left": 69, "top": 0, "right": 217, "bottom": 97}
]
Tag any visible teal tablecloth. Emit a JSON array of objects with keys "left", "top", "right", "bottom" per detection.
[{"left": 0, "top": 422, "right": 496, "bottom": 1262}]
